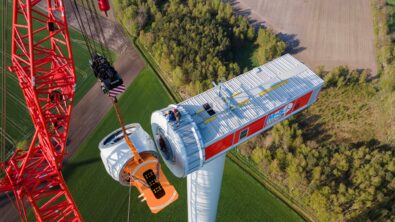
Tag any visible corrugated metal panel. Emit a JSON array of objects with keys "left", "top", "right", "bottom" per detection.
[
  {"left": 178, "top": 54, "right": 324, "bottom": 146},
  {"left": 167, "top": 106, "right": 202, "bottom": 173}
]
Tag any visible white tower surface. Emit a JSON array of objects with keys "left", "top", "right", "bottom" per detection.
[
  {"left": 188, "top": 155, "right": 225, "bottom": 222},
  {"left": 151, "top": 54, "right": 324, "bottom": 222}
]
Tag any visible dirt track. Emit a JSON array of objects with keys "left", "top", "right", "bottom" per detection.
[
  {"left": 0, "top": 2, "right": 144, "bottom": 221},
  {"left": 232, "top": 0, "right": 377, "bottom": 74}
]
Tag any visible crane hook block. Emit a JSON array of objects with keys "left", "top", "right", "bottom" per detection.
[
  {"left": 90, "top": 54, "right": 124, "bottom": 95},
  {"left": 97, "top": 0, "right": 110, "bottom": 15}
]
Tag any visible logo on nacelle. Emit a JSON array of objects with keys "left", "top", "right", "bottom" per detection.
[{"left": 266, "top": 103, "right": 294, "bottom": 125}]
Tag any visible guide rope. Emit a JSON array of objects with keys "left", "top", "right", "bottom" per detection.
[{"left": 127, "top": 184, "right": 132, "bottom": 222}]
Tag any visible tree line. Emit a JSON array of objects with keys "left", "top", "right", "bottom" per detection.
[
  {"left": 238, "top": 117, "right": 394, "bottom": 221},
  {"left": 113, "top": 0, "right": 285, "bottom": 95},
  {"left": 112, "top": 0, "right": 395, "bottom": 221},
  {"left": 236, "top": 64, "right": 395, "bottom": 221},
  {"left": 371, "top": 0, "right": 395, "bottom": 145}
]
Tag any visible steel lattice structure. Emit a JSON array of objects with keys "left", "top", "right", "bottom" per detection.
[{"left": 0, "top": 0, "right": 82, "bottom": 220}]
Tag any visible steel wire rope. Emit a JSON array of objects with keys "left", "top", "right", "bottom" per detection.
[
  {"left": 70, "top": 0, "right": 95, "bottom": 58},
  {"left": 84, "top": 0, "right": 108, "bottom": 60},
  {"left": 79, "top": 0, "right": 100, "bottom": 56},
  {"left": 73, "top": 0, "right": 98, "bottom": 56},
  {"left": 87, "top": 0, "right": 112, "bottom": 62}
]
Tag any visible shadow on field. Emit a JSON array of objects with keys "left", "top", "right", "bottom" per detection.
[
  {"left": 226, "top": 0, "right": 306, "bottom": 55},
  {"left": 350, "top": 139, "right": 395, "bottom": 152},
  {"left": 349, "top": 197, "right": 395, "bottom": 222},
  {"left": 227, "top": 0, "right": 267, "bottom": 27},
  {"left": 62, "top": 157, "right": 101, "bottom": 180},
  {"left": 298, "top": 113, "right": 332, "bottom": 143},
  {"left": 0, "top": 193, "right": 14, "bottom": 208},
  {"left": 277, "top": 33, "right": 306, "bottom": 54},
  {"left": 234, "top": 40, "right": 258, "bottom": 71}
]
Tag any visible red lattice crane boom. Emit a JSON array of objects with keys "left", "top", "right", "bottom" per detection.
[{"left": 0, "top": 0, "right": 82, "bottom": 220}]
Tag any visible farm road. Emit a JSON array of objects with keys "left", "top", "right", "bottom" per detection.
[
  {"left": 0, "top": 2, "right": 144, "bottom": 221},
  {"left": 232, "top": 0, "right": 377, "bottom": 74}
]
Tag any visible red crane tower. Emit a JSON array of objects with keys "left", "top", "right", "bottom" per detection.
[{"left": 0, "top": 0, "right": 82, "bottom": 220}]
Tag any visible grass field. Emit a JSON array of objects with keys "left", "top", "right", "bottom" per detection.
[
  {"left": 388, "top": 0, "right": 395, "bottom": 35},
  {"left": 301, "top": 85, "right": 381, "bottom": 144},
  {"left": 63, "top": 67, "right": 304, "bottom": 222},
  {"left": 0, "top": 3, "right": 105, "bottom": 149}
]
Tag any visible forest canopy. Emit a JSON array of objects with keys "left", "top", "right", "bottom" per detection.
[
  {"left": 239, "top": 118, "right": 394, "bottom": 221},
  {"left": 114, "top": 1, "right": 395, "bottom": 221},
  {"left": 114, "top": 0, "right": 285, "bottom": 94}
]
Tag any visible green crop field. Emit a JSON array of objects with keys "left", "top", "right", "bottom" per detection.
[
  {"left": 62, "top": 67, "right": 304, "bottom": 222},
  {"left": 0, "top": 3, "right": 105, "bottom": 150},
  {"left": 389, "top": 0, "right": 395, "bottom": 34}
]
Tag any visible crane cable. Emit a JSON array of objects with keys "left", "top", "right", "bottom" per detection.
[
  {"left": 82, "top": 0, "right": 104, "bottom": 55},
  {"left": 76, "top": 0, "right": 98, "bottom": 55},
  {"left": 1, "top": 0, "right": 8, "bottom": 163},
  {"left": 70, "top": 0, "right": 111, "bottom": 61},
  {"left": 84, "top": 0, "right": 105, "bottom": 58},
  {"left": 71, "top": 0, "right": 145, "bottom": 170},
  {"left": 69, "top": 3, "right": 143, "bottom": 219},
  {"left": 85, "top": 0, "right": 112, "bottom": 62},
  {"left": 70, "top": 0, "right": 95, "bottom": 58}
]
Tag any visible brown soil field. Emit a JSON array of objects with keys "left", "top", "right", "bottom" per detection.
[{"left": 232, "top": 0, "right": 377, "bottom": 74}]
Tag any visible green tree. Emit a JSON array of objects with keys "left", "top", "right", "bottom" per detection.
[
  {"left": 16, "top": 140, "right": 29, "bottom": 151},
  {"left": 255, "top": 28, "right": 286, "bottom": 64}
]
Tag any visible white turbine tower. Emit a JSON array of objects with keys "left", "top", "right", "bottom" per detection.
[{"left": 151, "top": 54, "right": 324, "bottom": 222}]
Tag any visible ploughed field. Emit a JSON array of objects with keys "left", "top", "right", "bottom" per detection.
[
  {"left": 234, "top": 0, "right": 377, "bottom": 74},
  {"left": 62, "top": 67, "right": 304, "bottom": 222}
]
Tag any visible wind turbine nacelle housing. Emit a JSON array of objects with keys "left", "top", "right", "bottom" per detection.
[{"left": 151, "top": 55, "right": 324, "bottom": 178}]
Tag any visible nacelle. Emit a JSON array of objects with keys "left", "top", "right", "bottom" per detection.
[{"left": 151, "top": 54, "right": 324, "bottom": 177}]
